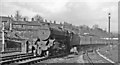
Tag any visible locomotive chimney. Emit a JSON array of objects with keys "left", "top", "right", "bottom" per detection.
[
  {"left": 60, "top": 22, "right": 62, "bottom": 25},
  {"left": 50, "top": 20, "right": 52, "bottom": 23},
  {"left": 23, "top": 18, "right": 26, "bottom": 21},
  {"left": 54, "top": 20, "right": 56, "bottom": 24},
  {"left": 31, "top": 18, "right": 34, "bottom": 21},
  {"left": 45, "top": 19, "right": 47, "bottom": 22}
]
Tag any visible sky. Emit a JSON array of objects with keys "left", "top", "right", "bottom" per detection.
[{"left": 0, "top": 0, "right": 119, "bottom": 33}]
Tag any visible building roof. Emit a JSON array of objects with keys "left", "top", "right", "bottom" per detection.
[{"left": 0, "top": 16, "right": 11, "bottom": 22}]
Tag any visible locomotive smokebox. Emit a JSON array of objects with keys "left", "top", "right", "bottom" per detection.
[{"left": 37, "top": 26, "right": 50, "bottom": 41}]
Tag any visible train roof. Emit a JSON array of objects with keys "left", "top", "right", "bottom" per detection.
[
  {"left": 79, "top": 28, "right": 112, "bottom": 38},
  {"left": 80, "top": 33, "right": 97, "bottom": 37}
]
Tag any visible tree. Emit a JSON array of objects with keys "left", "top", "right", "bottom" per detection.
[
  {"left": 64, "top": 22, "right": 69, "bottom": 25},
  {"left": 33, "top": 14, "right": 43, "bottom": 22},
  {"left": 14, "top": 11, "right": 22, "bottom": 21},
  {"left": 82, "top": 25, "right": 90, "bottom": 30},
  {"left": 92, "top": 24, "right": 99, "bottom": 29}
]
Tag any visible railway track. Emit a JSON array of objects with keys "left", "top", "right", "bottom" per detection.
[
  {"left": 84, "top": 51, "right": 94, "bottom": 65},
  {"left": 0, "top": 52, "right": 71, "bottom": 65},
  {"left": 15, "top": 53, "right": 70, "bottom": 65},
  {"left": 83, "top": 49, "right": 116, "bottom": 65},
  {"left": 1, "top": 53, "right": 32, "bottom": 61},
  {"left": 0, "top": 53, "right": 34, "bottom": 65}
]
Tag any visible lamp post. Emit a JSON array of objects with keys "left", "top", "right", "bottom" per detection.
[
  {"left": 108, "top": 13, "right": 112, "bottom": 56},
  {"left": 108, "top": 13, "right": 111, "bottom": 34},
  {"left": 108, "top": 13, "right": 111, "bottom": 44},
  {"left": 1, "top": 21, "right": 7, "bottom": 52}
]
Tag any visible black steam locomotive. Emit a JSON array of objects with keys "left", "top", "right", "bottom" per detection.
[{"left": 41, "top": 27, "right": 80, "bottom": 56}]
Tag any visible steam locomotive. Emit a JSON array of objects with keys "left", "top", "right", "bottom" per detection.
[{"left": 39, "top": 27, "right": 80, "bottom": 56}]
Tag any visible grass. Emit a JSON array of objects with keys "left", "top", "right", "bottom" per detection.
[{"left": 98, "top": 44, "right": 118, "bottom": 63}]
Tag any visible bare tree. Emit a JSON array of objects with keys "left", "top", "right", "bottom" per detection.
[
  {"left": 14, "top": 11, "right": 22, "bottom": 21},
  {"left": 82, "top": 25, "right": 90, "bottom": 29},
  {"left": 33, "top": 14, "right": 43, "bottom": 22},
  {"left": 92, "top": 24, "right": 105, "bottom": 32},
  {"left": 92, "top": 24, "right": 99, "bottom": 29}
]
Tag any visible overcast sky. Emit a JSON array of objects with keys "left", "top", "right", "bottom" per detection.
[{"left": 0, "top": 0, "right": 118, "bottom": 33}]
